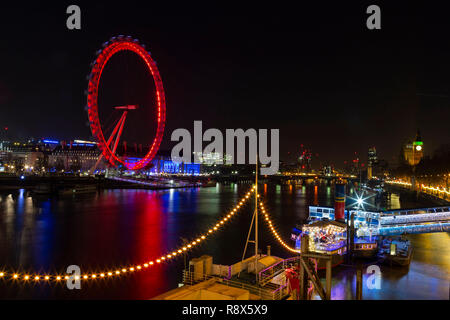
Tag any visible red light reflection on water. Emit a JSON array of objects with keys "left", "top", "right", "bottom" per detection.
[
  {"left": 131, "top": 191, "right": 166, "bottom": 298},
  {"left": 314, "top": 185, "right": 318, "bottom": 206}
]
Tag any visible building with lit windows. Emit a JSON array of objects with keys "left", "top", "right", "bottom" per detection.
[
  {"left": 48, "top": 143, "right": 102, "bottom": 172},
  {"left": 192, "top": 152, "right": 232, "bottom": 165},
  {"left": 1, "top": 138, "right": 202, "bottom": 175},
  {"left": 403, "top": 130, "right": 424, "bottom": 167},
  {"left": 0, "top": 140, "right": 44, "bottom": 173},
  {"left": 368, "top": 147, "right": 378, "bottom": 166},
  {"left": 367, "top": 147, "right": 377, "bottom": 180}
]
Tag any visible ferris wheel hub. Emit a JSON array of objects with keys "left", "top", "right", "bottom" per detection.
[{"left": 114, "top": 105, "right": 139, "bottom": 110}]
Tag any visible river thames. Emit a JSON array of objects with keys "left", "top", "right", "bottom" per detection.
[{"left": 0, "top": 183, "right": 449, "bottom": 299}]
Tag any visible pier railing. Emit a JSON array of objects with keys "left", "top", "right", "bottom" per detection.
[
  {"left": 182, "top": 270, "right": 288, "bottom": 300},
  {"left": 381, "top": 211, "right": 450, "bottom": 225},
  {"left": 258, "top": 256, "right": 300, "bottom": 286},
  {"left": 378, "top": 221, "right": 450, "bottom": 236}
]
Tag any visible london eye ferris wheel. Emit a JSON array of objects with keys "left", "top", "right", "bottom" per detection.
[{"left": 86, "top": 35, "right": 166, "bottom": 171}]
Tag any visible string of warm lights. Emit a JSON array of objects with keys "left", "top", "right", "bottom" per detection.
[
  {"left": 385, "top": 179, "right": 412, "bottom": 187},
  {"left": 386, "top": 180, "right": 450, "bottom": 197},
  {"left": 0, "top": 186, "right": 256, "bottom": 283},
  {"left": 257, "top": 196, "right": 300, "bottom": 254},
  {"left": 421, "top": 184, "right": 450, "bottom": 196}
]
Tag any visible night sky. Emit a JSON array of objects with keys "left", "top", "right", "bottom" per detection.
[{"left": 1, "top": 2, "right": 450, "bottom": 168}]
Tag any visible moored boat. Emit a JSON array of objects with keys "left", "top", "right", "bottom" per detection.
[
  {"left": 378, "top": 237, "right": 412, "bottom": 267},
  {"left": 58, "top": 184, "right": 98, "bottom": 196},
  {"left": 292, "top": 220, "right": 347, "bottom": 269},
  {"left": 202, "top": 180, "right": 216, "bottom": 187},
  {"left": 32, "top": 183, "right": 56, "bottom": 195},
  {"left": 353, "top": 237, "right": 378, "bottom": 259}
]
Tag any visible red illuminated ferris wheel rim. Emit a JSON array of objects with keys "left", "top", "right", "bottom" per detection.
[{"left": 86, "top": 36, "right": 166, "bottom": 170}]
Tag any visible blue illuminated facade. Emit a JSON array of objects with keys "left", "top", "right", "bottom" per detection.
[
  {"left": 151, "top": 159, "right": 200, "bottom": 175},
  {"left": 124, "top": 152, "right": 201, "bottom": 175}
]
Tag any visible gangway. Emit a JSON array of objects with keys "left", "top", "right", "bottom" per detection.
[
  {"left": 309, "top": 205, "right": 450, "bottom": 236},
  {"left": 377, "top": 221, "right": 450, "bottom": 236}
]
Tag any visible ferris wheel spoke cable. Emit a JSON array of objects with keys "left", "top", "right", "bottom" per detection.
[{"left": 102, "top": 110, "right": 122, "bottom": 139}]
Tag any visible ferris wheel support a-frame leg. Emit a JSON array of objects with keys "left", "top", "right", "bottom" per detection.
[
  {"left": 90, "top": 111, "right": 128, "bottom": 174},
  {"left": 111, "top": 111, "right": 128, "bottom": 156}
]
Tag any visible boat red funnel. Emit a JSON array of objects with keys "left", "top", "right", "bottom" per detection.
[{"left": 334, "top": 182, "right": 346, "bottom": 222}]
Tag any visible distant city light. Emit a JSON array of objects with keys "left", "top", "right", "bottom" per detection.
[
  {"left": 72, "top": 143, "right": 95, "bottom": 147},
  {"left": 43, "top": 139, "right": 59, "bottom": 144},
  {"left": 74, "top": 139, "right": 97, "bottom": 145}
]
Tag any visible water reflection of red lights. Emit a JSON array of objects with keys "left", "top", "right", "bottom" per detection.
[{"left": 0, "top": 187, "right": 255, "bottom": 284}]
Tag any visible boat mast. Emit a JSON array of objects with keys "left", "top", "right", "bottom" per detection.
[
  {"left": 255, "top": 154, "right": 258, "bottom": 283},
  {"left": 238, "top": 154, "right": 259, "bottom": 283}
]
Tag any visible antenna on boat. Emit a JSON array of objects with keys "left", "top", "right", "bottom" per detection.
[
  {"left": 238, "top": 154, "right": 259, "bottom": 284},
  {"left": 255, "top": 153, "right": 259, "bottom": 283}
]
